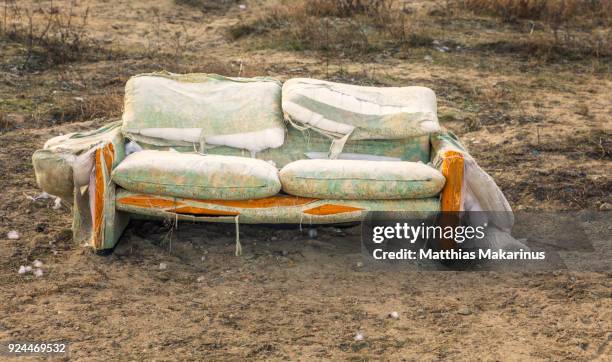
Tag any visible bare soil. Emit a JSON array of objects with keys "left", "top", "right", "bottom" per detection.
[{"left": 0, "top": 1, "right": 610, "bottom": 360}]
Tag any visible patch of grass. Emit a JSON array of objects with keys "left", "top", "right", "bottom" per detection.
[
  {"left": 0, "top": 1, "right": 129, "bottom": 70},
  {"left": 461, "top": 0, "right": 611, "bottom": 24},
  {"left": 174, "top": 0, "right": 238, "bottom": 13},
  {"left": 460, "top": 0, "right": 612, "bottom": 59},
  {"left": 228, "top": 0, "right": 433, "bottom": 57}
]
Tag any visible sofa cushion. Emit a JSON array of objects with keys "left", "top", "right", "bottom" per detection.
[
  {"left": 112, "top": 150, "right": 281, "bottom": 200},
  {"left": 279, "top": 159, "right": 445, "bottom": 200},
  {"left": 282, "top": 78, "right": 440, "bottom": 141},
  {"left": 122, "top": 73, "right": 285, "bottom": 154}
]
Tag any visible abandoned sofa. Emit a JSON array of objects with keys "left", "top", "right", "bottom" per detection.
[{"left": 32, "top": 73, "right": 511, "bottom": 253}]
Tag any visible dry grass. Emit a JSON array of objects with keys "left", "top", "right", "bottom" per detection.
[
  {"left": 460, "top": 0, "right": 612, "bottom": 57},
  {"left": 461, "top": 0, "right": 611, "bottom": 23},
  {"left": 229, "top": 0, "right": 429, "bottom": 56},
  {"left": 0, "top": 0, "right": 103, "bottom": 69},
  {"left": 230, "top": 0, "right": 610, "bottom": 61},
  {"left": 54, "top": 90, "right": 123, "bottom": 123},
  {"left": 174, "top": 0, "right": 237, "bottom": 12}
]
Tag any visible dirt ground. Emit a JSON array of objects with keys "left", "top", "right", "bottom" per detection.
[{"left": 0, "top": 0, "right": 610, "bottom": 360}]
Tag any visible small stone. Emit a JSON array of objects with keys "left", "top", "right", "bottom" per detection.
[
  {"left": 159, "top": 262, "right": 167, "bottom": 270},
  {"left": 7, "top": 230, "right": 19, "bottom": 240},
  {"left": 356, "top": 261, "right": 364, "bottom": 268},
  {"left": 389, "top": 311, "right": 399, "bottom": 319},
  {"left": 34, "top": 269, "right": 44, "bottom": 277},
  {"left": 18, "top": 266, "right": 27, "bottom": 275},
  {"left": 457, "top": 307, "right": 472, "bottom": 315},
  {"left": 354, "top": 332, "right": 364, "bottom": 341},
  {"left": 599, "top": 202, "right": 611, "bottom": 211},
  {"left": 24, "top": 266, "right": 32, "bottom": 273},
  {"left": 196, "top": 276, "right": 205, "bottom": 283},
  {"left": 33, "top": 260, "right": 43, "bottom": 268}
]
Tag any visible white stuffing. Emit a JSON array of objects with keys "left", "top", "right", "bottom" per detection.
[{"left": 140, "top": 127, "right": 285, "bottom": 154}]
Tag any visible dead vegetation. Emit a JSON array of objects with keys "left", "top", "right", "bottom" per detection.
[
  {"left": 229, "top": 0, "right": 611, "bottom": 62},
  {"left": 0, "top": 0, "right": 102, "bottom": 69},
  {"left": 229, "top": 0, "right": 433, "bottom": 56},
  {"left": 463, "top": 0, "right": 612, "bottom": 59},
  {"left": 174, "top": 0, "right": 238, "bottom": 13}
]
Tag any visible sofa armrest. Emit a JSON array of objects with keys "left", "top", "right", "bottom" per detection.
[
  {"left": 90, "top": 130, "right": 128, "bottom": 250},
  {"left": 430, "top": 131, "right": 465, "bottom": 212}
]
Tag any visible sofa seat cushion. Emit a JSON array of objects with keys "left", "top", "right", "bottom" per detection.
[
  {"left": 279, "top": 159, "right": 445, "bottom": 200},
  {"left": 112, "top": 150, "right": 281, "bottom": 200}
]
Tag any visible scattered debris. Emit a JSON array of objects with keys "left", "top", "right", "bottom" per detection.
[
  {"left": 25, "top": 192, "right": 52, "bottom": 201},
  {"left": 34, "top": 269, "right": 44, "bottom": 277},
  {"left": 196, "top": 276, "right": 206, "bottom": 282},
  {"left": 238, "top": 4, "right": 246, "bottom": 10},
  {"left": 389, "top": 311, "right": 400, "bottom": 319},
  {"left": 424, "top": 55, "right": 433, "bottom": 62},
  {"left": 356, "top": 261, "right": 364, "bottom": 268},
  {"left": 53, "top": 197, "right": 62, "bottom": 210},
  {"left": 354, "top": 331, "right": 365, "bottom": 341},
  {"left": 201, "top": 255, "right": 206, "bottom": 262},
  {"left": 7, "top": 230, "right": 19, "bottom": 240},
  {"left": 159, "top": 262, "right": 167, "bottom": 270},
  {"left": 457, "top": 307, "right": 472, "bottom": 315},
  {"left": 25, "top": 266, "right": 32, "bottom": 273},
  {"left": 308, "top": 228, "right": 318, "bottom": 239},
  {"left": 33, "top": 260, "right": 43, "bottom": 268},
  {"left": 599, "top": 202, "right": 611, "bottom": 211},
  {"left": 18, "top": 266, "right": 27, "bottom": 274}
]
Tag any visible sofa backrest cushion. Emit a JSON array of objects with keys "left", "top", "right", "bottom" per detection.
[
  {"left": 122, "top": 73, "right": 285, "bottom": 154},
  {"left": 282, "top": 78, "right": 440, "bottom": 141}
]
